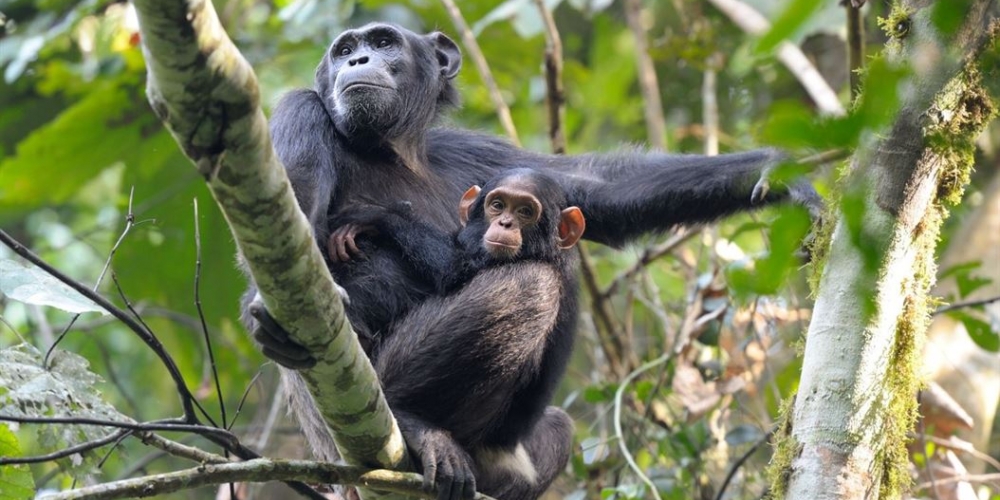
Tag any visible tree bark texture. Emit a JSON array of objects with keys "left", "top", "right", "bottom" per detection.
[
  {"left": 129, "top": 0, "right": 410, "bottom": 493},
  {"left": 771, "top": 2, "right": 998, "bottom": 499}
]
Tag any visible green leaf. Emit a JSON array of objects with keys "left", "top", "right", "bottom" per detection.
[
  {"left": 930, "top": 0, "right": 973, "bottom": 37},
  {"left": 755, "top": 0, "right": 823, "bottom": 54},
  {"left": 939, "top": 261, "right": 992, "bottom": 298},
  {"left": 0, "top": 424, "right": 35, "bottom": 500},
  {"left": 0, "top": 344, "right": 131, "bottom": 477},
  {"left": 0, "top": 259, "right": 107, "bottom": 315},
  {"left": 726, "top": 206, "right": 811, "bottom": 296},
  {"left": 583, "top": 385, "right": 612, "bottom": 403},
  {"left": 948, "top": 311, "right": 1000, "bottom": 352},
  {"left": 0, "top": 78, "right": 171, "bottom": 210}
]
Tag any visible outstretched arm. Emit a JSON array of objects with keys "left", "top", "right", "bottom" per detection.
[
  {"left": 425, "top": 130, "right": 817, "bottom": 248},
  {"left": 547, "top": 149, "right": 818, "bottom": 246}
]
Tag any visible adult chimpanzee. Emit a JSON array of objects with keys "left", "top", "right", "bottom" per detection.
[
  {"left": 242, "top": 20, "right": 817, "bottom": 498},
  {"left": 295, "top": 169, "right": 581, "bottom": 500}
]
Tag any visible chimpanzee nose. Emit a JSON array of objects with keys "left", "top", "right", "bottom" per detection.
[{"left": 349, "top": 55, "right": 369, "bottom": 66}]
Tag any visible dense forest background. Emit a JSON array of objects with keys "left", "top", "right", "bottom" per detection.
[{"left": 0, "top": 0, "right": 997, "bottom": 499}]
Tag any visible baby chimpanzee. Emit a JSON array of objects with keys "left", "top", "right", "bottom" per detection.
[{"left": 329, "top": 168, "right": 585, "bottom": 500}]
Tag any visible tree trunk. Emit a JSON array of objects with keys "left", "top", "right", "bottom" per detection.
[{"left": 768, "top": 2, "right": 998, "bottom": 499}]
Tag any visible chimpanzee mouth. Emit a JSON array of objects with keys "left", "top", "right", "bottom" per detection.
[
  {"left": 485, "top": 240, "right": 519, "bottom": 250},
  {"left": 342, "top": 82, "right": 391, "bottom": 91}
]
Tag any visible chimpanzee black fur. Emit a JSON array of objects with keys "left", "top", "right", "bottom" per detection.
[
  {"left": 316, "top": 170, "right": 579, "bottom": 499},
  {"left": 240, "top": 21, "right": 819, "bottom": 500}
]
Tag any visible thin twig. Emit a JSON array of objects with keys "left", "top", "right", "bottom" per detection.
[
  {"left": 703, "top": 54, "right": 723, "bottom": 156},
  {"left": 0, "top": 415, "right": 241, "bottom": 451},
  {"left": 107, "top": 270, "right": 217, "bottom": 428},
  {"left": 799, "top": 148, "right": 850, "bottom": 165},
  {"left": 846, "top": 3, "right": 864, "bottom": 101},
  {"left": 579, "top": 246, "right": 626, "bottom": 377},
  {"left": 915, "top": 473, "right": 1000, "bottom": 490},
  {"left": 140, "top": 432, "right": 230, "bottom": 465},
  {"left": 0, "top": 430, "right": 130, "bottom": 465},
  {"left": 917, "top": 391, "right": 941, "bottom": 500},
  {"left": 45, "top": 187, "right": 137, "bottom": 366},
  {"left": 229, "top": 367, "right": 264, "bottom": 432},
  {"left": 613, "top": 354, "right": 669, "bottom": 500},
  {"left": 0, "top": 230, "right": 199, "bottom": 421},
  {"left": 439, "top": 0, "right": 520, "bottom": 146},
  {"left": 934, "top": 295, "right": 1000, "bottom": 315},
  {"left": 193, "top": 198, "right": 228, "bottom": 430},
  {"left": 533, "top": 0, "right": 566, "bottom": 154},
  {"left": 530, "top": 2, "right": 628, "bottom": 377},
  {"left": 623, "top": 0, "right": 668, "bottom": 150},
  {"left": 714, "top": 430, "right": 773, "bottom": 500},
  {"left": 918, "top": 434, "right": 1000, "bottom": 471},
  {"left": 602, "top": 227, "right": 701, "bottom": 298}
]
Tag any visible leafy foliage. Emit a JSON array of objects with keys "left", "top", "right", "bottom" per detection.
[
  {"left": 0, "top": 344, "right": 129, "bottom": 477},
  {"left": 0, "top": 0, "right": 996, "bottom": 498}
]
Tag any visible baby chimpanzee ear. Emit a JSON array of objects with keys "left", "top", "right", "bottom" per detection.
[
  {"left": 557, "top": 207, "right": 585, "bottom": 249},
  {"left": 458, "top": 185, "right": 482, "bottom": 226}
]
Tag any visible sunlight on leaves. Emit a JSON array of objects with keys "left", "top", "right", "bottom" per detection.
[{"left": 0, "top": 259, "right": 107, "bottom": 315}]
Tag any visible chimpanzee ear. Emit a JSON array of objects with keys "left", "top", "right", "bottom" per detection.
[
  {"left": 429, "top": 32, "right": 462, "bottom": 79},
  {"left": 458, "top": 185, "right": 482, "bottom": 226},
  {"left": 557, "top": 207, "right": 586, "bottom": 249}
]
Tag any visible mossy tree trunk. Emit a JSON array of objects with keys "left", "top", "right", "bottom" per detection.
[
  {"left": 768, "top": 2, "right": 998, "bottom": 499},
  {"left": 130, "top": 0, "right": 411, "bottom": 498}
]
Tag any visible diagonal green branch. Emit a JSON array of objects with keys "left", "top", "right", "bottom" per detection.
[{"left": 129, "top": 0, "right": 409, "bottom": 492}]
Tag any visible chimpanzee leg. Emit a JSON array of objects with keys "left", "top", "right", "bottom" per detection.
[{"left": 475, "top": 407, "right": 573, "bottom": 500}]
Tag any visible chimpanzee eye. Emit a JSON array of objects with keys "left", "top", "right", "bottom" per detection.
[
  {"left": 376, "top": 38, "right": 392, "bottom": 49},
  {"left": 489, "top": 199, "right": 504, "bottom": 212},
  {"left": 338, "top": 45, "right": 353, "bottom": 57},
  {"left": 516, "top": 206, "right": 534, "bottom": 219}
]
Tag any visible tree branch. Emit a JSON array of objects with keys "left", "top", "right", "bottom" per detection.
[
  {"left": 439, "top": 0, "right": 520, "bottom": 146},
  {"left": 36, "top": 458, "right": 497, "bottom": 500},
  {"left": 129, "top": 1, "right": 409, "bottom": 492},
  {"left": 623, "top": 0, "right": 668, "bottom": 150}
]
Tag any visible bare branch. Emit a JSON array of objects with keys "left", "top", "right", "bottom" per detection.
[
  {"left": 846, "top": 3, "right": 864, "bottom": 100},
  {"left": 192, "top": 198, "right": 227, "bottom": 430},
  {"left": 623, "top": 0, "right": 668, "bottom": 150},
  {"left": 439, "top": 0, "right": 520, "bottom": 146},
  {"left": 934, "top": 295, "right": 1000, "bottom": 315},
  {"left": 533, "top": 0, "right": 566, "bottom": 154},
  {"left": 37, "top": 459, "right": 498, "bottom": 500}
]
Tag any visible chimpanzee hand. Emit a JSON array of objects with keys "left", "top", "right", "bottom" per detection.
[
  {"left": 751, "top": 164, "right": 823, "bottom": 219},
  {"left": 328, "top": 202, "right": 415, "bottom": 263},
  {"left": 329, "top": 223, "right": 373, "bottom": 263},
  {"left": 247, "top": 295, "right": 316, "bottom": 369},
  {"left": 399, "top": 420, "right": 477, "bottom": 500}
]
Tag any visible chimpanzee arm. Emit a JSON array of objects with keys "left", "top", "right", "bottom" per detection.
[
  {"left": 270, "top": 89, "right": 339, "bottom": 245},
  {"left": 546, "top": 149, "right": 819, "bottom": 246},
  {"left": 331, "top": 204, "right": 457, "bottom": 290},
  {"left": 426, "top": 130, "right": 818, "bottom": 248}
]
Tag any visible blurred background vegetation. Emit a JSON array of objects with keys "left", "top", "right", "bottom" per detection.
[{"left": 0, "top": 0, "right": 997, "bottom": 499}]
